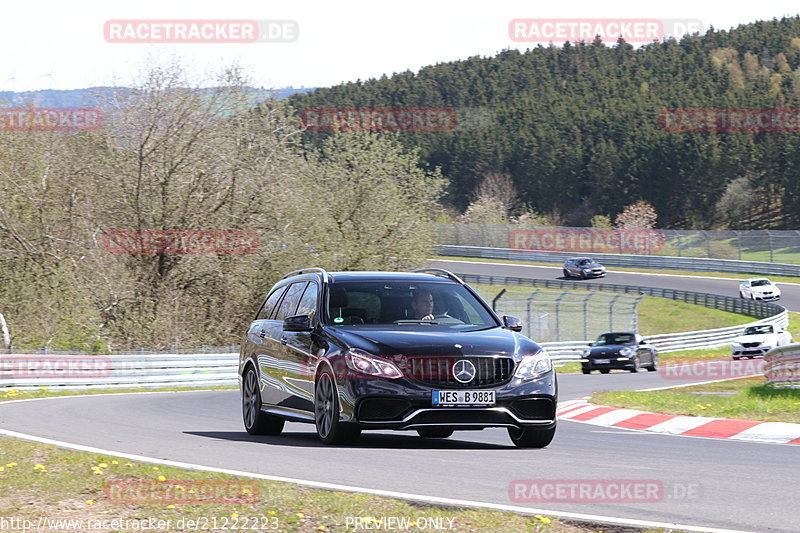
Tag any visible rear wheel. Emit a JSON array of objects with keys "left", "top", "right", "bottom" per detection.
[
  {"left": 417, "top": 428, "right": 454, "bottom": 438},
  {"left": 315, "top": 369, "right": 361, "bottom": 445},
  {"left": 508, "top": 425, "right": 556, "bottom": 448},
  {"left": 242, "top": 366, "right": 285, "bottom": 435}
]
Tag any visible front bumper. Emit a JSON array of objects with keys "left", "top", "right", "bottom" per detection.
[
  {"left": 732, "top": 346, "right": 772, "bottom": 357},
  {"left": 751, "top": 293, "right": 780, "bottom": 301},
  {"left": 337, "top": 373, "right": 557, "bottom": 430},
  {"left": 582, "top": 357, "right": 634, "bottom": 370}
]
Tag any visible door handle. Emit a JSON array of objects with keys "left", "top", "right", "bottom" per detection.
[{"left": 280, "top": 336, "right": 289, "bottom": 345}]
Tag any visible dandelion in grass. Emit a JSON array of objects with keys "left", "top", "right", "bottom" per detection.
[
  {"left": 157, "top": 475, "right": 166, "bottom": 482},
  {"left": 166, "top": 505, "right": 175, "bottom": 510},
  {"left": 85, "top": 500, "right": 94, "bottom": 505}
]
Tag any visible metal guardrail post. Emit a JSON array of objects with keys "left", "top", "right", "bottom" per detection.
[{"left": 492, "top": 289, "right": 507, "bottom": 312}]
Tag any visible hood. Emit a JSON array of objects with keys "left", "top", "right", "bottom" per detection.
[
  {"left": 734, "top": 333, "right": 777, "bottom": 345},
  {"left": 588, "top": 344, "right": 633, "bottom": 355},
  {"left": 751, "top": 285, "right": 778, "bottom": 293},
  {"left": 327, "top": 326, "right": 537, "bottom": 359}
]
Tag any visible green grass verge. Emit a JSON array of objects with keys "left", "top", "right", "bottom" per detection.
[
  {"left": 0, "top": 386, "right": 237, "bottom": 402},
  {"left": 592, "top": 377, "right": 800, "bottom": 423},
  {"left": 436, "top": 255, "right": 800, "bottom": 284},
  {"left": 0, "top": 425, "right": 677, "bottom": 533}
]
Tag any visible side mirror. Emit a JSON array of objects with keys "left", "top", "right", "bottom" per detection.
[
  {"left": 640, "top": 340, "right": 647, "bottom": 345},
  {"left": 284, "top": 314, "right": 313, "bottom": 332},
  {"left": 587, "top": 342, "right": 594, "bottom": 346},
  {"left": 503, "top": 315, "right": 523, "bottom": 332}
]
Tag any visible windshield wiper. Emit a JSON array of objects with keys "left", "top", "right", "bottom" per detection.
[{"left": 394, "top": 320, "right": 440, "bottom": 325}]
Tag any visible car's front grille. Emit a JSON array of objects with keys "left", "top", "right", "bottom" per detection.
[
  {"left": 402, "top": 356, "right": 515, "bottom": 388},
  {"left": 742, "top": 342, "right": 761, "bottom": 348}
]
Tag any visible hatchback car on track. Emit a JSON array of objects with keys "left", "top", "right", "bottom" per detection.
[
  {"left": 581, "top": 332, "right": 658, "bottom": 373},
  {"left": 239, "top": 268, "right": 557, "bottom": 447},
  {"left": 563, "top": 257, "right": 606, "bottom": 279}
]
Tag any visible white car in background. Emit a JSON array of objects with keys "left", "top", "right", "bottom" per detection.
[
  {"left": 731, "top": 324, "right": 792, "bottom": 359},
  {"left": 738, "top": 277, "right": 781, "bottom": 301}
]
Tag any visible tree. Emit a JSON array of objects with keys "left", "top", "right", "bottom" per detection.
[{"left": 615, "top": 200, "right": 658, "bottom": 229}]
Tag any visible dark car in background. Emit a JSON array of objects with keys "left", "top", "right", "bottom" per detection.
[
  {"left": 563, "top": 257, "right": 606, "bottom": 279},
  {"left": 239, "top": 268, "right": 557, "bottom": 447},
  {"left": 581, "top": 332, "right": 658, "bottom": 374}
]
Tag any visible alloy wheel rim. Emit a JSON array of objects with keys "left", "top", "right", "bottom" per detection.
[
  {"left": 315, "top": 374, "right": 334, "bottom": 437},
  {"left": 244, "top": 371, "right": 257, "bottom": 428}
]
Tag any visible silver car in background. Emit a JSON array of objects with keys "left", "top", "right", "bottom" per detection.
[{"left": 563, "top": 257, "right": 606, "bottom": 279}]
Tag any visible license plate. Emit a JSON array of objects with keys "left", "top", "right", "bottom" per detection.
[
  {"left": 432, "top": 390, "right": 495, "bottom": 406},
  {"left": 594, "top": 359, "right": 610, "bottom": 364}
]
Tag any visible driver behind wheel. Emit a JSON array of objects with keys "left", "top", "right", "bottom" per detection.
[{"left": 409, "top": 290, "right": 435, "bottom": 320}]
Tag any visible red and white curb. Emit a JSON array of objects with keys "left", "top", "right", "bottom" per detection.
[{"left": 558, "top": 398, "right": 800, "bottom": 445}]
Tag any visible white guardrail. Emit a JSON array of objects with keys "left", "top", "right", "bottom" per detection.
[
  {"left": 763, "top": 344, "right": 800, "bottom": 388},
  {"left": 437, "top": 245, "right": 800, "bottom": 277},
  {"left": 0, "top": 311, "right": 788, "bottom": 390},
  {"left": 0, "top": 269, "right": 790, "bottom": 389}
]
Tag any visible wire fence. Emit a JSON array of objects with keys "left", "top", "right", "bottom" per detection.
[
  {"left": 473, "top": 287, "right": 642, "bottom": 342},
  {"left": 438, "top": 223, "right": 800, "bottom": 264}
]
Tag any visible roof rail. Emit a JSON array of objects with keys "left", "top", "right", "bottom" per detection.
[
  {"left": 411, "top": 268, "right": 465, "bottom": 285},
  {"left": 282, "top": 268, "right": 329, "bottom": 283}
]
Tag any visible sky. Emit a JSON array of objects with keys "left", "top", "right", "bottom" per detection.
[{"left": 2, "top": 0, "right": 800, "bottom": 92}]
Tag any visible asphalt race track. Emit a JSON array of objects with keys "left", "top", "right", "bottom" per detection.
[
  {"left": 1, "top": 264, "right": 798, "bottom": 532},
  {"left": 1, "top": 383, "right": 796, "bottom": 533},
  {"left": 430, "top": 258, "right": 800, "bottom": 312}
]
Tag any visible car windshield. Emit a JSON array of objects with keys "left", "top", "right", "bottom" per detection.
[
  {"left": 744, "top": 325, "right": 774, "bottom": 335},
  {"left": 751, "top": 279, "right": 772, "bottom": 287},
  {"left": 578, "top": 259, "right": 593, "bottom": 266},
  {"left": 594, "top": 333, "right": 635, "bottom": 345},
  {"left": 325, "top": 281, "right": 498, "bottom": 330}
]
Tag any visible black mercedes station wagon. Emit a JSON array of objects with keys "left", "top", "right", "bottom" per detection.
[{"left": 239, "top": 269, "right": 557, "bottom": 447}]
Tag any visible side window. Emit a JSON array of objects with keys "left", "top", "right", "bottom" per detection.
[
  {"left": 257, "top": 286, "right": 288, "bottom": 320},
  {"left": 273, "top": 282, "right": 308, "bottom": 321},
  {"left": 296, "top": 283, "right": 319, "bottom": 322}
]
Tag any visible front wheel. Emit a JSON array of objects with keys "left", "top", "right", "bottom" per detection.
[
  {"left": 647, "top": 355, "right": 658, "bottom": 372},
  {"left": 599, "top": 369, "right": 610, "bottom": 374},
  {"left": 315, "top": 369, "right": 361, "bottom": 445},
  {"left": 417, "top": 428, "right": 454, "bottom": 438},
  {"left": 508, "top": 425, "right": 556, "bottom": 448},
  {"left": 242, "top": 367, "right": 285, "bottom": 435},
  {"left": 563, "top": 269, "right": 570, "bottom": 278},
  {"left": 630, "top": 356, "right": 641, "bottom": 373},
  {"left": 582, "top": 367, "right": 591, "bottom": 374}
]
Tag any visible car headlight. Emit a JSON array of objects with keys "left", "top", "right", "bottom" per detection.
[
  {"left": 619, "top": 346, "right": 634, "bottom": 356},
  {"left": 582, "top": 348, "right": 591, "bottom": 357},
  {"left": 344, "top": 349, "right": 403, "bottom": 379},
  {"left": 514, "top": 350, "right": 553, "bottom": 380}
]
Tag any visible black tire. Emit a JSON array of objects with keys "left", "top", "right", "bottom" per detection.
[
  {"left": 580, "top": 270, "right": 587, "bottom": 280},
  {"left": 242, "top": 366, "right": 285, "bottom": 435},
  {"left": 417, "top": 428, "right": 454, "bottom": 438},
  {"left": 508, "top": 425, "right": 556, "bottom": 448},
  {"left": 599, "top": 369, "right": 610, "bottom": 374},
  {"left": 732, "top": 356, "right": 741, "bottom": 360},
  {"left": 563, "top": 269, "right": 570, "bottom": 278},
  {"left": 315, "top": 369, "right": 361, "bottom": 445},
  {"left": 647, "top": 355, "right": 658, "bottom": 372},
  {"left": 629, "top": 356, "right": 640, "bottom": 373},
  {"left": 582, "top": 367, "right": 591, "bottom": 374}
]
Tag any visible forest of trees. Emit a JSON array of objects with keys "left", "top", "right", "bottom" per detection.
[{"left": 289, "top": 17, "right": 800, "bottom": 229}]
